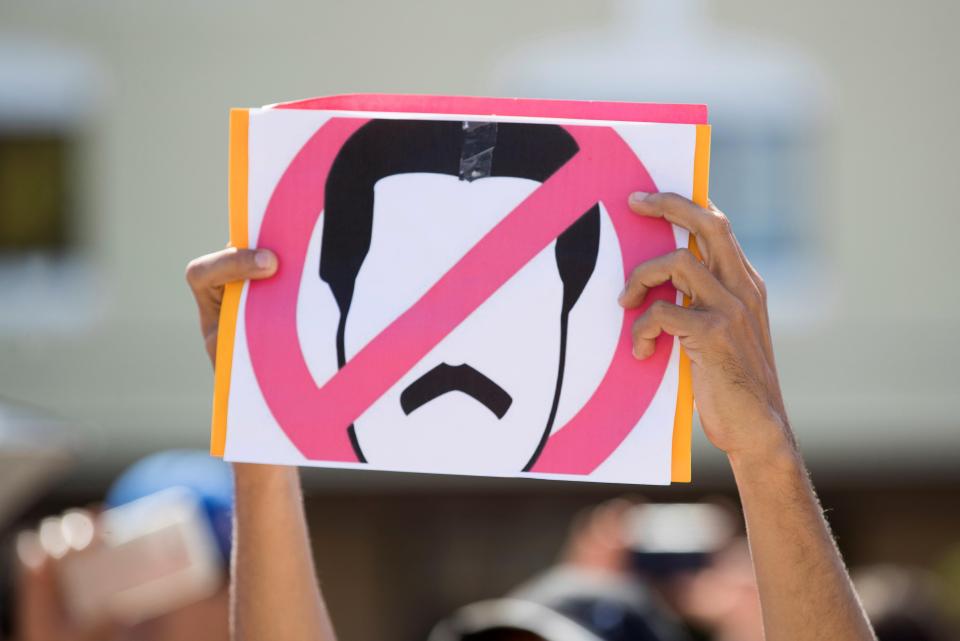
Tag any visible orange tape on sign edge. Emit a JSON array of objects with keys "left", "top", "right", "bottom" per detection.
[
  {"left": 670, "top": 123, "right": 711, "bottom": 483},
  {"left": 210, "top": 108, "right": 250, "bottom": 457}
]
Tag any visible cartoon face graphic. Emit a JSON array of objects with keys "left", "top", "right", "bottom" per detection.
[{"left": 316, "top": 120, "right": 602, "bottom": 473}]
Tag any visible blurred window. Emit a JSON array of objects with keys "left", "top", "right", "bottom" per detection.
[
  {"left": 493, "top": 0, "right": 829, "bottom": 326},
  {"left": 0, "top": 37, "right": 103, "bottom": 332},
  {"left": 0, "top": 132, "right": 72, "bottom": 252},
  {"left": 709, "top": 126, "right": 817, "bottom": 266}
]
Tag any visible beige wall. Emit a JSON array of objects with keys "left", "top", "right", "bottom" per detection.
[{"left": 1, "top": 0, "right": 958, "bottom": 483}]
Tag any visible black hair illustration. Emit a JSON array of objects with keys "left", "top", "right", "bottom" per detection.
[{"left": 321, "top": 119, "right": 600, "bottom": 470}]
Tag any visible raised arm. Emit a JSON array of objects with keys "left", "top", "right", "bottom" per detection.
[
  {"left": 186, "top": 248, "right": 337, "bottom": 641},
  {"left": 621, "top": 192, "right": 875, "bottom": 641}
]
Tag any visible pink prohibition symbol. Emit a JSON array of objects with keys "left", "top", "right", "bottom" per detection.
[{"left": 246, "top": 117, "right": 677, "bottom": 474}]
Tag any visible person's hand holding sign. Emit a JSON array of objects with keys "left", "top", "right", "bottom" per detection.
[
  {"left": 185, "top": 247, "right": 338, "bottom": 641},
  {"left": 622, "top": 192, "right": 875, "bottom": 641},
  {"left": 621, "top": 193, "right": 786, "bottom": 459},
  {"left": 185, "top": 247, "right": 278, "bottom": 365}
]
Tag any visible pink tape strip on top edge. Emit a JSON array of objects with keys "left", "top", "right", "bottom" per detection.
[{"left": 271, "top": 93, "right": 708, "bottom": 126}]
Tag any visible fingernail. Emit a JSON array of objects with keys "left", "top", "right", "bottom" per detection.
[
  {"left": 628, "top": 191, "right": 649, "bottom": 206},
  {"left": 255, "top": 249, "right": 276, "bottom": 270},
  {"left": 617, "top": 287, "right": 626, "bottom": 305}
]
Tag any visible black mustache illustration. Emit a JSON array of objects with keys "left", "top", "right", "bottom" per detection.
[{"left": 400, "top": 363, "right": 513, "bottom": 419}]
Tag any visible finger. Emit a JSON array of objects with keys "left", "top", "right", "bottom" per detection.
[
  {"left": 724, "top": 215, "right": 772, "bottom": 331},
  {"left": 705, "top": 200, "right": 760, "bottom": 284},
  {"left": 185, "top": 247, "right": 278, "bottom": 295},
  {"left": 704, "top": 199, "right": 768, "bottom": 300},
  {"left": 715, "top": 204, "right": 764, "bottom": 292},
  {"left": 619, "top": 248, "right": 733, "bottom": 310},
  {"left": 704, "top": 200, "right": 778, "bottom": 370},
  {"left": 628, "top": 192, "right": 748, "bottom": 290},
  {"left": 186, "top": 248, "right": 278, "bottom": 336},
  {"left": 631, "top": 300, "right": 709, "bottom": 359}
]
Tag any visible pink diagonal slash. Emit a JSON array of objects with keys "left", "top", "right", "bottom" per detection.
[{"left": 246, "top": 118, "right": 676, "bottom": 471}]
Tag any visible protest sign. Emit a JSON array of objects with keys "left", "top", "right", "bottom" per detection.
[{"left": 211, "top": 95, "right": 709, "bottom": 485}]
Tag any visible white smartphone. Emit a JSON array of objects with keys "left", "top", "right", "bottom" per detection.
[{"left": 58, "top": 487, "right": 224, "bottom": 625}]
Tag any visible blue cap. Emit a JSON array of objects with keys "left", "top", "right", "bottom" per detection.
[{"left": 104, "top": 450, "right": 234, "bottom": 563}]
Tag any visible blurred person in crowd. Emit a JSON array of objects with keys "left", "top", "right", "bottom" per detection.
[
  {"left": 10, "top": 451, "right": 232, "bottom": 641},
  {"left": 429, "top": 499, "right": 690, "bottom": 641},
  {"left": 429, "top": 499, "right": 764, "bottom": 641},
  {"left": 853, "top": 565, "right": 952, "bottom": 641},
  {"left": 185, "top": 193, "right": 877, "bottom": 641},
  {"left": 668, "top": 540, "right": 763, "bottom": 641}
]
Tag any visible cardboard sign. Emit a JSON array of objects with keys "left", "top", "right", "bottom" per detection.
[{"left": 211, "top": 95, "right": 710, "bottom": 485}]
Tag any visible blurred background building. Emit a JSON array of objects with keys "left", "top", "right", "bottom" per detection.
[{"left": 1, "top": 0, "right": 958, "bottom": 639}]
